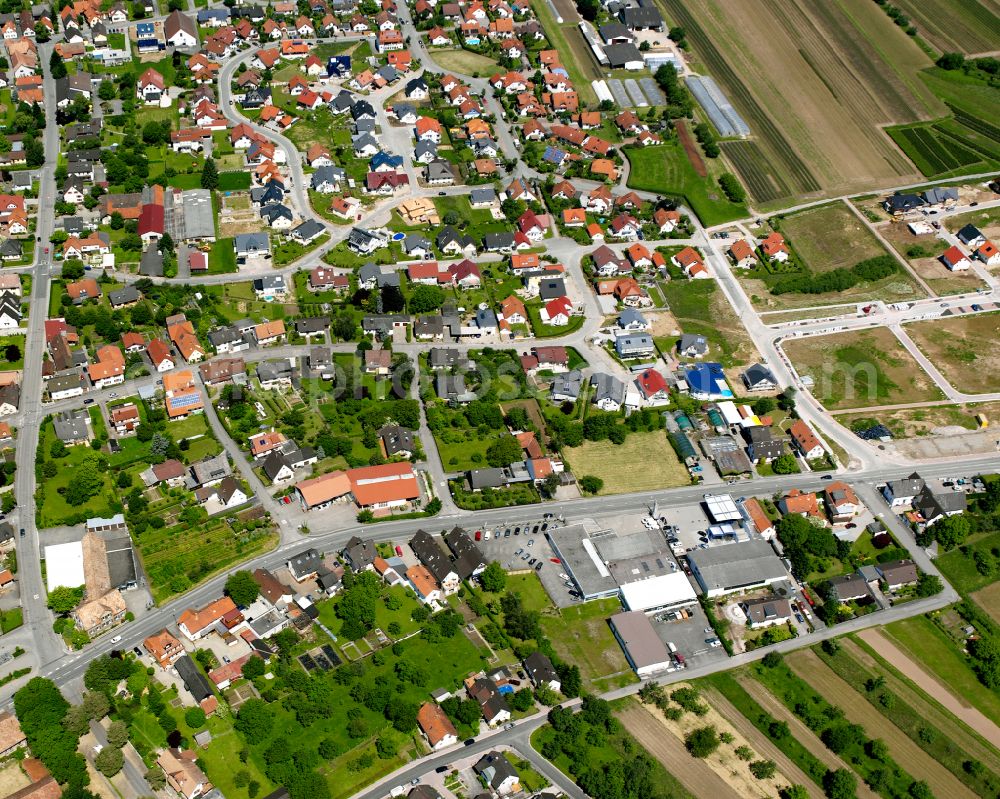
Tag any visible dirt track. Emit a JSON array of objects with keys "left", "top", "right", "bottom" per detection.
[
  {"left": 858, "top": 628, "right": 1000, "bottom": 743},
  {"left": 787, "top": 650, "right": 976, "bottom": 799},
  {"left": 736, "top": 674, "right": 880, "bottom": 799},
  {"left": 618, "top": 704, "right": 743, "bottom": 799}
]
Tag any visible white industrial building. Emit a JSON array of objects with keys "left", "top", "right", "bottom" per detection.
[
  {"left": 44, "top": 541, "right": 85, "bottom": 592},
  {"left": 619, "top": 572, "right": 697, "bottom": 613}
]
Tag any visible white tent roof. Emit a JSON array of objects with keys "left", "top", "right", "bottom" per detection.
[
  {"left": 44, "top": 541, "right": 85, "bottom": 592},
  {"left": 620, "top": 572, "right": 697, "bottom": 612}
]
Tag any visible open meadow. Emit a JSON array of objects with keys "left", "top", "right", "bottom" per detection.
[
  {"left": 778, "top": 203, "right": 890, "bottom": 273},
  {"left": 659, "top": 0, "right": 938, "bottom": 205},
  {"left": 783, "top": 328, "right": 944, "bottom": 410},
  {"left": 904, "top": 311, "right": 1000, "bottom": 395},
  {"left": 835, "top": 400, "right": 1000, "bottom": 439},
  {"left": 624, "top": 143, "right": 748, "bottom": 227},
  {"left": 563, "top": 431, "right": 690, "bottom": 494}
]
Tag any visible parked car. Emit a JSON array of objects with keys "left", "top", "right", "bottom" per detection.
[{"left": 535, "top": 562, "right": 543, "bottom": 571}]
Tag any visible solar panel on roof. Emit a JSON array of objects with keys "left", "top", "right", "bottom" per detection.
[{"left": 170, "top": 392, "right": 202, "bottom": 408}]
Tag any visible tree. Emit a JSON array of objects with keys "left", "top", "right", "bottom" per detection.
[
  {"left": 772, "top": 454, "right": 798, "bottom": 475},
  {"left": 579, "top": 475, "right": 603, "bottom": 494},
  {"left": 932, "top": 514, "right": 969, "bottom": 550},
  {"left": 685, "top": 726, "right": 720, "bottom": 758},
  {"left": 234, "top": 699, "right": 274, "bottom": 744},
  {"left": 752, "top": 397, "right": 776, "bottom": 415},
  {"left": 375, "top": 734, "right": 397, "bottom": 759},
  {"left": 780, "top": 787, "right": 810, "bottom": 799},
  {"left": 200, "top": 158, "right": 219, "bottom": 190},
  {"left": 823, "top": 768, "right": 856, "bottom": 799},
  {"left": 95, "top": 747, "right": 124, "bottom": 777},
  {"left": 4, "top": 343, "right": 20, "bottom": 363},
  {"left": 184, "top": 707, "right": 206, "bottom": 729},
  {"left": 145, "top": 768, "right": 166, "bottom": 790},
  {"left": 64, "top": 705, "right": 91, "bottom": 737},
  {"left": 937, "top": 52, "right": 965, "bottom": 70},
  {"left": 82, "top": 691, "right": 110, "bottom": 720},
  {"left": 106, "top": 721, "right": 129, "bottom": 748},
  {"left": 408, "top": 284, "right": 446, "bottom": 313},
  {"left": 64, "top": 459, "right": 104, "bottom": 506},
  {"left": 915, "top": 573, "right": 943, "bottom": 597},
  {"left": 48, "top": 585, "right": 84, "bottom": 614},
  {"left": 749, "top": 760, "right": 777, "bottom": 780},
  {"left": 479, "top": 561, "right": 507, "bottom": 593},
  {"left": 225, "top": 570, "right": 260, "bottom": 607},
  {"left": 486, "top": 435, "right": 522, "bottom": 467},
  {"left": 510, "top": 688, "right": 535, "bottom": 712},
  {"left": 242, "top": 656, "right": 266, "bottom": 680}
]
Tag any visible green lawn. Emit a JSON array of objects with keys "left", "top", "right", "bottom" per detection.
[
  {"left": 0, "top": 334, "right": 25, "bottom": 370},
  {"left": 207, "top": 239, "right": 238, "bottom": 274},
  {"left": 883, "top": 614, "right": 1000, "bottom": 726},
  {"left": 624, "top": 143, "right": 748, "bottom": 227},
  {"left": 36, "top": 424, "right": 115, "bottom": 528},
  {"left": 317, "top": 584, "right": 425, "bottom": 640},
  {"left": 540, "top": 598, "right": 636, "bottom": 691},
  {"left": 525, "top": 300, "right": 585, "bottom": 339},
  {"left": 936, "top": 530, "right": 1000, "bottom": 596},
  {"left": 0, "top": 607, "right": 23, "bottom": 633}
]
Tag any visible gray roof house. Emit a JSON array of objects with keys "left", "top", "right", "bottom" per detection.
[
  {"left": 915, "top": 484, "right": 967, "bottom": 526},
  {"left": 378, "top": 424, "right": 416, "bottom": 457},
  {"left": 590, "top": 372, "right": 626, "bottom": 411},
  {"left": 678, "top": 333, "right": 709, "bottom": 358},
  {"left": 473, "top": 752, "right": 519, "bottom": 794},
  {"left": 742, "top": 363, "right": 777, "bottom": 392},
  {"left": 53, "top": 410, "right": 91, "bottom": 444},
  {"left": 615, "top": 333, "right": 655, "bottom": 359},
  {"left": 617, "top": 307, "right": 649, "bottom": 331},
  {"left": 550, "top": 369, "right": 583, "bottom": 402}
]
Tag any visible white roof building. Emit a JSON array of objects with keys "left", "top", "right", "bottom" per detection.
[
  {"left": 619, "top": 572, "right": 697, "bottom": 613},
  {"left": 704, "top": 493, "right": 742, "bottom": 523},
  {"left": 44, "top": 541, "right": 85, "bottom": 591}
]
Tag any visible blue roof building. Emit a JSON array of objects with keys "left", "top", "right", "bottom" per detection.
[{"left": 685, "top": 362, "right": 732, "bottom": 400}]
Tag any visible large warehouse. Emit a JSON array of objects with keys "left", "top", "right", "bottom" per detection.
[
  {"left": 687, "top": 539, "right": 787, "bottom": 597},
  {"left": 619, "top": 572, "right": 697, "bottom": 613},
  {"left": 610, "top": 611, "right": 673, "bottom": 678}
]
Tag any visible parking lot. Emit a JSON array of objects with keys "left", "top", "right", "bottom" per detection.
[{"left": 475, "top": 515, "right": 581, "bottom": 607}]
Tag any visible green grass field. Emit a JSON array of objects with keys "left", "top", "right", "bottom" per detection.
[
  {"left": 36, "top": 426, "right": 115, "bottom": 529},
  {"left": 659, "top": 278, "right": 755, "bottom": 369},
  {"left": 783, "top": 328, "right": 944, "bottom": 410},
  {"left": 563, "top": 431, "right": 690, "bottom": 495},
  {"left": 883, "top": 615, "right": 1000, "bottom": 726},
  {"left": 317, "top": 584, "right": 425, "bottom": 641},
  {"left": 540, "top": 599, "right": 637, "bottom": 691},
  {"left": 624, "top": 144, "right": 747, "bottom": 227},
  {"left": 779, "top": 203, "right": 892, "bottom": 273}
]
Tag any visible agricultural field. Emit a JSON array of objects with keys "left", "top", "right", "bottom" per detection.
[
  {"left": 624, "top": 143, "right": 748, "bottom": 227},
  {"left": 892, "top": 0, "right": 1000, "bottom": 55},
  {"left": 877, "top": 219, "right": 986, "bottom": 295},
  {"left": 788, "top": 649, "right": 980, "bottom": 798},
  {"left": 659, "top": 0, "right": 942, "bottom": 205},
  {"left": 783, "top": 328, "right": 944, "bottom": 410},
  {"left": 886, "top": 120, "right": 1000, "bottom": 178},
  {"left": 882, "top": 614, "right": 1000, "bottom": 727},
  {"left": 904, "top": 311, "right": 1000, "bottom": 395},
  {"left": 137, "top": 502, "right": 278, "bottom": 603},
  {"left": 836, "top": 400, "right": 1000, "bottom": 439},
  {"left": 778, "top": 203, "right": 890, "bottom": 273},
  {"left": 563, "top": 430, "right": 690, "bottom": 495}
]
